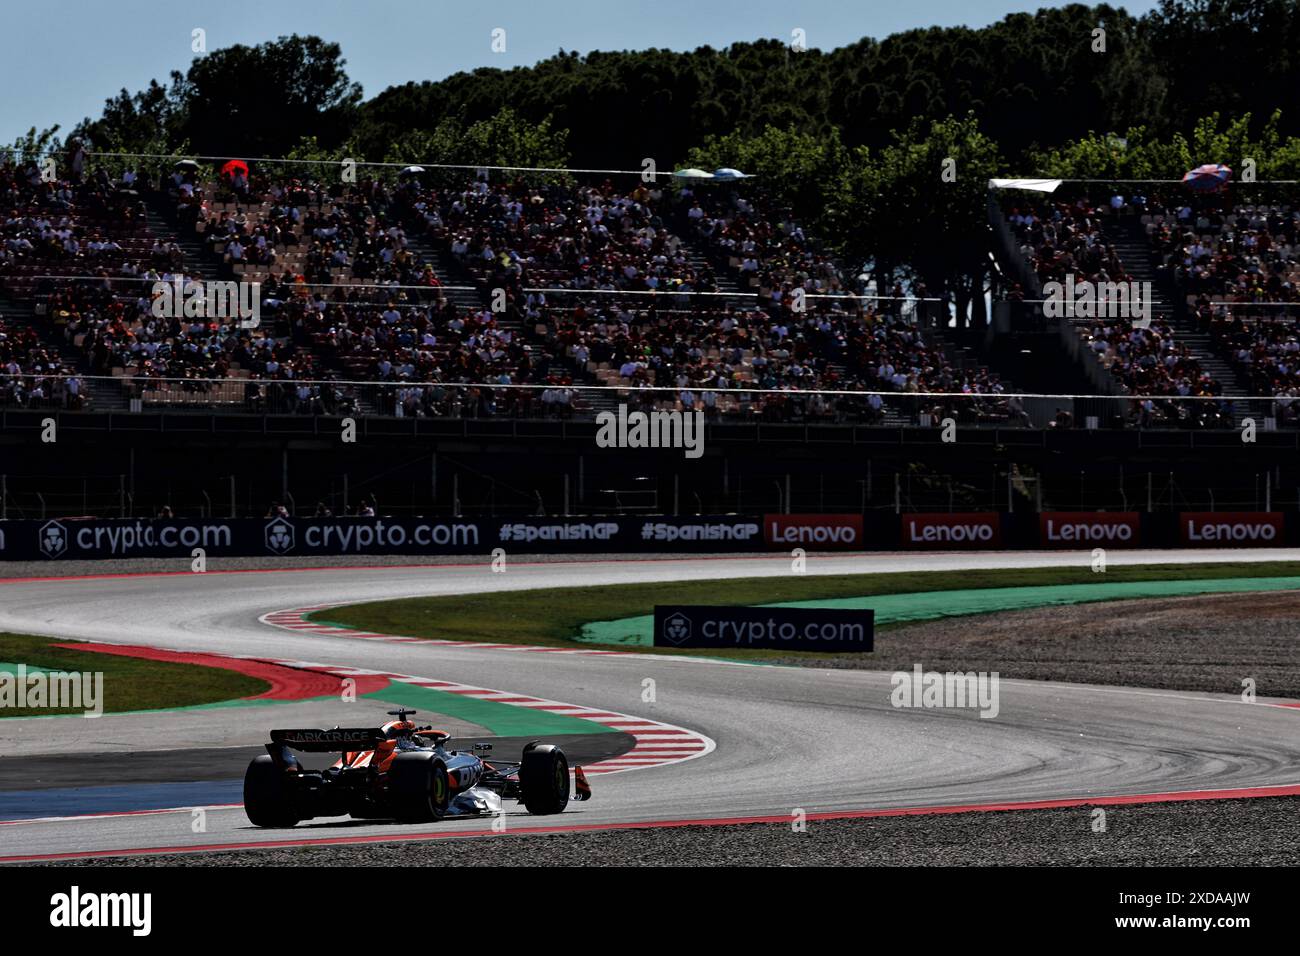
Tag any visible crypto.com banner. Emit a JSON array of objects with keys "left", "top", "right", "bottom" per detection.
[
  {"left": 5, "top": 512, "right": 1289, "bottom": 560},
  {"left": 653, "top": 604, "right": 874, "bottom": 652},
  {"left": 0, "top": 515, "right": 767, "bottom": 560}
]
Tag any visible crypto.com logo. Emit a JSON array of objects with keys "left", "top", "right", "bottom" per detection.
[
  {"left": 264, "top": 517, "right": 295, "bottom": 555},
  {"left": 662, "top": 612, "right": 693, "bottom": 645},
  {"left": 38, "top": 519, "right": 68, "bottom": 559}
]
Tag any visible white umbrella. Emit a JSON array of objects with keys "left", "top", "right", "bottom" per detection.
[
  {"left": 400, "top": 165, "right": 426, "bottom": 176},
  {"left": 672, "top": 168, "right": 714, "bottom": 179},
  {"left": 988, "top": 178, "right": 1062, "bottom": 193}
]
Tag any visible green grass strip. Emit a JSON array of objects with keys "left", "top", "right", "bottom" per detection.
[
  {"left": 0, "top": 633, "right": 270, "bottom": 718},
  {"left": 313, "top": 560, "right": 1300, "bottom": 661},
  {"left": 581, "top": 575, "right": 1300, "bottom": 645}
]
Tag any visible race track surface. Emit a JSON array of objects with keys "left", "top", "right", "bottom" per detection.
[{"left": 2, "top": 548, "right": 1300, "bottom": 861}]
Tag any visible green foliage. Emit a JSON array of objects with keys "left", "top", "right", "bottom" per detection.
[
  {"left": 0, "top": 634, "right": 268, "bottom": 718},
  {"left": 383, "top": 107, "right": 569, "bottom": 169},
  {"left": 1032, "top": 112, "right": 1300, "bottom": 181},
  {"left": 74, "top": 3, "right": 1300, "bottom": 180},
  {"left": 685, "top": 125, "right": 848, "bottom": 215},
  {"left": 60, "top": 3, "right": 1300, "bottom": 291},
  {"left": 1146, "top": 0, "right": 1300, "bottom": 137},
  {"left": 4, "top": 126, "right": 62, "bottom": 164},
  {"left": 74, "top": 78, "right": 183, "bottom": 165},
  {"left": 831, "top": 114, "right": 1004, "bottom": 314},
  {"left": 276, "top": 135, "right": 362, "bottom": 184},
  {"left": 75, "top": 36, "right": 359, "bottom": 164}
]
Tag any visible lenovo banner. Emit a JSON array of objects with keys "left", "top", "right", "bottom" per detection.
[
  {"left": 1039, "top": 512, "right": 1142, "bottom": 548},
  {"left": 762, "top": 514, "right": 864, "bottom": 550},
  {"left": 1178, "top": 512, "right": 1284, "bottom": 547},
  {"left": 654, "top": 604, "right": 874, "bottom": 652},
  {"left": 901, "top": 513, "right": 1002, "bottom": 549}
]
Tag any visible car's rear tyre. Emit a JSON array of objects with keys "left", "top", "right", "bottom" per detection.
[
  {"left": 389, "top": 752, "right": 450, "bottom": 823},
  {"left": 519, "top": 742, "right": 570, "bottom": 815},
  {"left": 243, "top": 755, "right": 301, "bottom": 828}
]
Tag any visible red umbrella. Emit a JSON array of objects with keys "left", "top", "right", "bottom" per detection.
[
  {"left": 1182, "top": 163, "right": 1231, "bottom": 192},
  {"left": 222, "top": 159, "right": 250, "bottom": 179}
]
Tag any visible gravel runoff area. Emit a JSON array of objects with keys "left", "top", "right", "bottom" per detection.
[
  {"left": 37, "top": 796, "right": 1300, "bottom": 867},
  {"left": 772, "top": 590, "right": 1300, "bottom": 699}
]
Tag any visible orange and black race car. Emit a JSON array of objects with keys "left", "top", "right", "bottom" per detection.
[{"left": 243, "top": 709, "right": 591, "bottom": 827}]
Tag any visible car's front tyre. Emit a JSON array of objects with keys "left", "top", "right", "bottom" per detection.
[{"left": 519, "top": 742, "right": 570, "bottom": 815}]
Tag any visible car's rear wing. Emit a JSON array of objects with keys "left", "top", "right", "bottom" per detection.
[{"left": 270, "top": 728, "right": 385, "bottom": 752}]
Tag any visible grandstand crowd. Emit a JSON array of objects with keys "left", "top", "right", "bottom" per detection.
[
  {"left": 0, "top": 151, "right": 1023, "bottom": 425},
  {"left": 5, "top": 147, "right": 1300, "bottom": 428},
  {"left": 1003, "top": 188, "right": 1299, "bottom": 427}
]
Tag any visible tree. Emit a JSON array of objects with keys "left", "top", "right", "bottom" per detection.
[
  {"left": 832, "top": 114, "right": 1004, "bottom": 328},
  {"left": 4, "top": 126, "right": 62, "bottom": 164},
  {"left": 382, "top": 107, "right": 570, "bottom": 184},
  {"left": 173, "top": 35, "right": 362, "bottom": 158},
  {"left": 74, "top": 80, "right": 188, "bottom": 177},
  {"left": 1147, "top": 0, "right": 1300, "bottom": 139},
  {"left": 685, "top": 125, "right": 847, "bottom": 216},
  {"left": 1031, "top": 112, "right": 1300, "bottom": 181}
]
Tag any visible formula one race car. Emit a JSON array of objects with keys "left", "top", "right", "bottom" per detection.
[{"left": 243, "top": 709, "right": 591, "bottom": 827}]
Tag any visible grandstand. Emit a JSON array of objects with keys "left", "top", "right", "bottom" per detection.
[
  {"left": 1, "top": 153, "right": 1030, "bottom": 428},
  {"left": 5, "top": 137, "right": 1300, "bottom": 525},
  {"left": 991, "top": 183, "right": 1300, "bottom": 429},
  {"left": 5, "top": 148, "right": 1300, "bottom": 438}
]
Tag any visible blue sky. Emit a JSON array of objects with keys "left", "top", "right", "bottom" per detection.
[{"left": 1, "top": 0, "right": 1159, "bottom": 145}]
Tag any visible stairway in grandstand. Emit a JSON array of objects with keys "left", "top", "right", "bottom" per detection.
[
  {"left": 141, "top": 201, "right": 223, "bottom": 286},
  {"left": 0, "top": 292, "right": 120, "bottom": 411},
  {"left": 679, "top": 227, "right": 1014, "bottom": 427},
  {"left": 1102, "top": 220, "right": 1251, "bottom": 424},
  {"left": 680, "top": 242, "right": 754, "bottom": 307},
  {"left": 0, "top": 186, "right": 227, "bottom": 414},
  {"left": 140, "top": 190, "right": 350, "bottom": 413},
  {"left": 401, "top": 228, "right": 614, "bottom": 419},
  {"left": 402, "top": 231, "right": 488, "bottom": 318},
  {"left": 934, "top": 333, "right": 1025, "bottom": 399}
]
